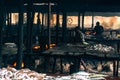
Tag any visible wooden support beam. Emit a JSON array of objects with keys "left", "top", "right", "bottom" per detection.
[
  {"left": 92, "top": 13, "right": 94, "bottom": 28},
  {"left": 62, "top": 12, "right": 67, "bottom": 42},
  {"left": 55, "top": 5, "right": 59, "bottom": 45},
  {"left": 47, "top": 2, "right": 51, "bottom": 49},
  {"left": 113, "top": 60, "right": 116, "bottom": 77},
  {"left": 116, "top": 60, "right": 119, "bottom": 77},
  {"left": 16, "top": 0, "right": 24, "bottom": 69},
  {"left": 78, "top": 12, "right": 80, "bottom": 28},
  {"left": 41, "top": 13, "right": 44, "bottom": 33},
  {"left": 81, "top": 12, "right": 84, "bottom": 32},
  {"left": 26, "top": 1, "right": 34, "bottom": 54},
  {"left": 0, "top": 1, "right": 5, "bottom": 67}
]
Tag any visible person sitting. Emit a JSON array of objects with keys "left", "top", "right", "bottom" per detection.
[
  {"left": 74, "top": 26, "right": 88, "bottom": 45},
  {"left": 93, "top": 21, "right": 104, "bottom": 38}
]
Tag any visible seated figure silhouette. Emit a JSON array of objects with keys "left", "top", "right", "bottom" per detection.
[
  {"left": 93, "top": 21, "right": 104, "bottom": 38},
  {"left": 74, "top": 26, "right": 88, "bottom": 45}
]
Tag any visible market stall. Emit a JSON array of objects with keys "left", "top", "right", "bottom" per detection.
[{"left": 42, "top": 43, "right": 120, "bottom": 77}]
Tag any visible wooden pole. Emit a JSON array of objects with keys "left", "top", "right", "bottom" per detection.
[
  {"left": 62, "top": 12, "right": 67, "bottom": 43},
  {"left": 41, "top": 13, "right": 44, "bottom": 33},
  {"left": 0, "top": 1, "right": 5, "bottom": 67},
  {"left": 16, "top": 0, "right": 24, "bottom": 69},
  {"left": 56, "top": 4, "right": 59, "bottom": 45},
  {"left": 116, "top": 60, "right": 119, "bottom": 77},
  {"left": 92, "top": 13, "right": 94, "bottom": 28},
  {"left": 26, "top": 1, "right": 34, "bottom": 54},
  {"left": 37, "top": 12, "right": 40, "bottom": 35},
  {"left": 113, "top": 60, "right": 116, "bottom": 77},
  {"left": 47, "top": 2, "right": 51, "bottom": 49},
  {"left": 81, "top": 12, "right": 84, "bottom": 32},
  {"left": 78, "top": 12, "right": 80, "bottom": 29}
]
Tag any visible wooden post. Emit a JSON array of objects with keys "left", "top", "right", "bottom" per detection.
[
  {"left": 116, "top": 60, "right": 119, "bottom": 77},
  {"left": 113, "top": 60, "right": 116, "bottom": 77},
  {"left": 92, "top": 13, "right": 94, "bottom": 28},
  {"left": 0, "top": 1, "right": 5, "bottom": 67},
  {"left": 37, "top": 12, "right": 40, "bottom": 35},
  {"left": 47, "top": 2, "right": 51, "bottom": 49},
  {"left": 78, "top": 12, "right": 81, "bottom": 29},
  {"left": 56, "top": 4, "right": 59, "bottom": 45},
  {"left": 16, "top": 0, "right": 24, "bottom": 69},
  {"left": 26, "top": 0, "right": 34, "bottom": 54},
  {"left": 41, "top": 13, "right": 44, "bottom": 34},
  {"left": 81, "top": 12, "right": 84, "bottom": 32},
  {"left": 62, "top": 12, "right": 67, "bottom": 43}
]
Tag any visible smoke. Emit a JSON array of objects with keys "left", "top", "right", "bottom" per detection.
[
  {"left": 102, "top": 22, "right": 109, "bottom": 28},
  {"left": 95, "top": 16, "right": 120, "bottom": 29},
  {"left": 109, "top": 17, "right": 117, "bottom": 27}
]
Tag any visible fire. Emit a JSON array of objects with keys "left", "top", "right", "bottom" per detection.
[
  {"left": 33, "top": 45, "right": 40, "bottom": 49},
  {"left": 46, "top": 44, "right": 48, "bottom": 49},
  {"left": 50, "top": 43, "right": 56, "bottom": 47},
  {"left": 13, "top": 62, "right": 25, "bottom": 68},
  {"left": 46, "top": 43, "right": 56, "bottom": 49}
]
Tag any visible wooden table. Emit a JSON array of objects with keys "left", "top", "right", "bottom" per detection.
[
  {"left": 85, "top": 37, "right": 120, "bottom": 77},
  {"left": 42, "top": 43, "right": 120, "bottom": 77},
  {"left": 42, "top": 43, "right": 86, "bottom": 73}
]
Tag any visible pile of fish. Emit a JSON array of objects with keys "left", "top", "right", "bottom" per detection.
[
  {"left": 0, "top": 66, "right": 108, "bottom": 80},
  {"left": 86, "top": 44, "right": 115, "bottom": 53},
  {"left": 0, "top": 67, "right": 46, "bottom": 80},
  {"left": 45, "top": 71, "right": 108, "bottom": 80}
]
